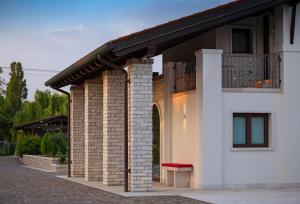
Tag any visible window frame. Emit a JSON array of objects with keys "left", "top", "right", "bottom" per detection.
[
  {"left": 233, "top": 113, "right": 269, "bottom": 148},
  {"left": 231, "top": 28, "right": 253, "bottom": 54}
]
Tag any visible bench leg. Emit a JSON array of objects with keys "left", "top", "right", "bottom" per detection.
[
  {"left": 174, "top": 171, "right": 189, "bottom": 188},
  {"left": 166, "top": 170, "right": 174, "bottom": 187}
]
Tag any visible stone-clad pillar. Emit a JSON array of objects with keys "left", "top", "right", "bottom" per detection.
[
  {"left": 127, "top": 58, "right": 153, "bottom": 192},
  {"left": 70, "top": 85, "right": 85, "bottom": 177},
  {"left": 84, "top": 76, "right": 103, "bottom": 181},
  {"left": 102, "top": 70, "right": 125, "bottom": 186}
]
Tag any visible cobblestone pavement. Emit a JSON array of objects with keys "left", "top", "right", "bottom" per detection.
[{"left": 0, "top": 157, "right": 207, "bottom": 204}]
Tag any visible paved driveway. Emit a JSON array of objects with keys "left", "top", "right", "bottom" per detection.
[
  {"left": 0, "top": 157, "right": 205, "bottom": 204},
  {"left": 183, "top": 188, "right": 300, "bottom": 204}
]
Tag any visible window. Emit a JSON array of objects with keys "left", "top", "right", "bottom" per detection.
[
  {"left": 232, "top": 28, "right": 252, "bottom": 53},
  {"left": 233, "top": 113, "right": 269, "bottom": 148}
]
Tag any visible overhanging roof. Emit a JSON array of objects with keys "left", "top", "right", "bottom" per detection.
[
  {"left": 45, "top": 0, "right": 293, "bottom": 88},
  {"left": 15, "top": 114, "right": 68, "bottom": 130}
]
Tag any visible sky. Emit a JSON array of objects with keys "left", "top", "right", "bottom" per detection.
[{"left": 0, "top": 0, "right": 230, "bottom": 100}]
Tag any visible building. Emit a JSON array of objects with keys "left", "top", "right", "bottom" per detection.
[
  {"left": 45, "top": 0, "right": 300, "bottom": 192},
  {"left": 15, "top": 114, "right": 68, "bottom": 137}
]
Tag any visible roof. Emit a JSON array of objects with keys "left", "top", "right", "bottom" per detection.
[
  {"left": 15, "top": 114, "right": 68, "bottom": 130},
  {"left": 45, "top": 0, "right": 293, "bottom": 88}
]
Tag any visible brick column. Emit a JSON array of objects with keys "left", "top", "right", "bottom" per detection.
[
  {"left": 70, "top": 85, "right": 85, "bottom": 177},
  {"left": 102, "top": 70, "right": 125, "bottom": 186},
  {"left": 84, "top": 77, "right": 103, "bottom": 181},
  {"left": 127, "top": 58, "right": 153, "bottom": 192}
]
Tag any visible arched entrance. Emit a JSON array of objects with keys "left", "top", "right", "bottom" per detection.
[{"left": 152, "top": 104, "right": 160, "bottom": 181}]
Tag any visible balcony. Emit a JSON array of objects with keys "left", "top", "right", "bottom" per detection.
[
  {"left": 222, "top": 53, "right": 281, "bottom": 89},
  {"left": 172, "top": 53, "right": 281, "bottom": 93},
  {"left": 174, "top": 60, "right": 196, "bottom": 93}
]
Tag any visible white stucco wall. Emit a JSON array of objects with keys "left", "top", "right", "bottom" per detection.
[
  {"left": 171, "top": 91, "right": 199, "bottom": 185},
  {"left": 280, "top": 4, "right": 300, "bottom": 185},
  {"left": 215, "top": 4, "right": 300, "bottom": 188},
  {"left": 218, "top": 4, "right": 300, "bottom": 188},
  {"left": 163, "top": 30, "right": 216, "bottom": 63},
  {"left": 159, "top": 4, "right": 300, "bottom": 189},
  {"left": 222, "top": 92, "right": 284, "bottom": 188}
]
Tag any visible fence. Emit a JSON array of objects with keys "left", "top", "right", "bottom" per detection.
[{"left": 0, "top": 140, "right": 10, "bottom": 156}]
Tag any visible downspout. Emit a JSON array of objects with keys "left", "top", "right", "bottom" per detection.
[
  {"left": 52, "top": 86, "right": 71, "bottom": 178},
  {"left": 121, "top": 69, "right": 129, "bottom": 192},
  {"left": 97, "top": 55, "right": 130, "bottom": 192}
]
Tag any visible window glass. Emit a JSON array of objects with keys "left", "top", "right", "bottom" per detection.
[
  {"left": 251, "top": 117, "right": 264, "bottom": 144},
  {"left": 233, "top": 117, "right": 246, "bottom": 145},
  {"left": 232, "top": 29, "right": 252, "bottom": 53}
]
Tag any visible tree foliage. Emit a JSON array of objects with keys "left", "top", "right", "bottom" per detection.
[
  {"left": 15, "top": 134, "right": 41, "bottom": 157},
  {"left": 14, "top": 89, "right": 68, "bottom": 125},
  {"left": 5, "top": 62, "right": 28, "bottom": 115},
  {"left": 41, "top": 132, "right": 67, "bottom": 157},
  {"left": 0, "top": 68, "right": 8, "bottom": 141},
  {"left": 0, "top": 67, "right": 5, "bottom": 95},
  {"left": 0, "top": 95, "right": 12, "bottom": 141},
  {"left": 1, "top": 62, "right": 28, "bottom": 146}
]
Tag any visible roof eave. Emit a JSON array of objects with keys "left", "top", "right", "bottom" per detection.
[
  {"left": 45, "top": 42, "right": 113, "bottom": 87},
  {"left": 45, "top": 0, "right": 293, "bottom": 88}
]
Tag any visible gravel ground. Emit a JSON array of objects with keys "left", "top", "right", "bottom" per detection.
[{"left": 0, "top": 156, "right": 207, "bottom": 204}]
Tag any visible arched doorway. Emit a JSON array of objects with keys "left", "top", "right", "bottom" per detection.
[{"left": 152, "top": 104, "right": 160, "bottom": 181}]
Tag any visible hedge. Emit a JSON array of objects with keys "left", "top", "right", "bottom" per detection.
[{"left": 16, "top": 135, "right": 41, "bottom": 157}]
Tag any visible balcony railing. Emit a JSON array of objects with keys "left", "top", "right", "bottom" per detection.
[
  {"left": 222, "top": 53, "right": 281, "bottom": 88},
  {"left": 172, "top": 53, "right": 281, "bottom": 93},
  {"left": 174, "top": 60, "right": 196, "bottom": 93}
]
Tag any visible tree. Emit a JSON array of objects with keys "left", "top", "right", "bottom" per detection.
[
  {"left": 5, "top": 62, "right": 28, "bottom": 115},
  {"left": 0, "top": 95, "right": 13, "bottom": 142},
  {"left": 14, "top": 101, "right": 43, "bottom": 125},
  {"left": 14, "top": 89, "right": 68, "bottom": 125},
  {"left": 0, "top": 67, "right": 5, "bottom": 95}
]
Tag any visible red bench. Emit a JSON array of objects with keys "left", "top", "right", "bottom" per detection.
[{"left": 161, "top": 163, "right": 193, "bottom": 188}]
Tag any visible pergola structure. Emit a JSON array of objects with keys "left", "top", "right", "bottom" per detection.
[{"left": 15, "top": 114, "right": 68, "bottom": 137}]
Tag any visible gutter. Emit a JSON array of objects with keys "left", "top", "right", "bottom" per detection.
[
  {"left": 113, "top": 0, "right": 291, "bottom": 55},
  {"left": 51, "top": 87, "right": 71, "bottom": 178},
  {"left": 45, "top": 42, "right": 114, "bottom": 87},
  {"left": 48, "top": 56, "right": 131, "bottom": 192},
  {"left": 46, "top": 0, "right": 293, "bottom": 88}
]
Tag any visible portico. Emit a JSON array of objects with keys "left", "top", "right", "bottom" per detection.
[
  {"left": 46, "top": 0, "right": 300, "bottom": 192},
  {"left": 67, "top": 59, "right": 153, "bottom": 192}
]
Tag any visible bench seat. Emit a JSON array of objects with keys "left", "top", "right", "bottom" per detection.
[{"left": 161, "top": 163, "right": 193, "bottom": 188}]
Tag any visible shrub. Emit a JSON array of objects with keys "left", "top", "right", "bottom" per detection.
[
  {"left": 40, "top": 132, "right": 52, "bottom": 155},
  {"left": 51, "top": 132, "right": 67, "bottom": 155},
  {"left": 16, "top": 134, "right": 41, "bottom": 157},
  {"left": 56, "top": 152, "right": 66, "bottom": 164},
  {"left": 40, "top": 132, "right": 68, "bottom": 158}
]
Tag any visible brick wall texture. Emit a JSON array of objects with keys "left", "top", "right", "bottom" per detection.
[
  {"left": 153, "top": 76, "right": 165, "bottom": 102},
  {"left": 84, "top": 77, "right": 103, "bottom": 181},
  {"left": 70, "top": 59, "right": 154, "bottom": 191},
  {"left": 102, "top": 70, "right": 125, "bottom": 185},
  {"left": 128, "top": 59, "right": 153, "bottom": 192},
  {"left": 70, "top": 85, "right": 85, "bottom": 177}
]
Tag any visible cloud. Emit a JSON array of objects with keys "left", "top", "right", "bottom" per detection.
[{"left": 49, "top": 24, "right": 84, "bottom": 43}]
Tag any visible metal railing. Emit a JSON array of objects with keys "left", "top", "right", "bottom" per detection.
[
  {"left": 222, "top": 53, "right": 281, "bottom": 88},
  {"left": 174, "top": 60, "right": 196, "bottom": 93}
]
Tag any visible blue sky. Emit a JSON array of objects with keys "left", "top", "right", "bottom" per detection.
[{"left": 0, "top": 0, "right": 230, "bottom": 99}]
